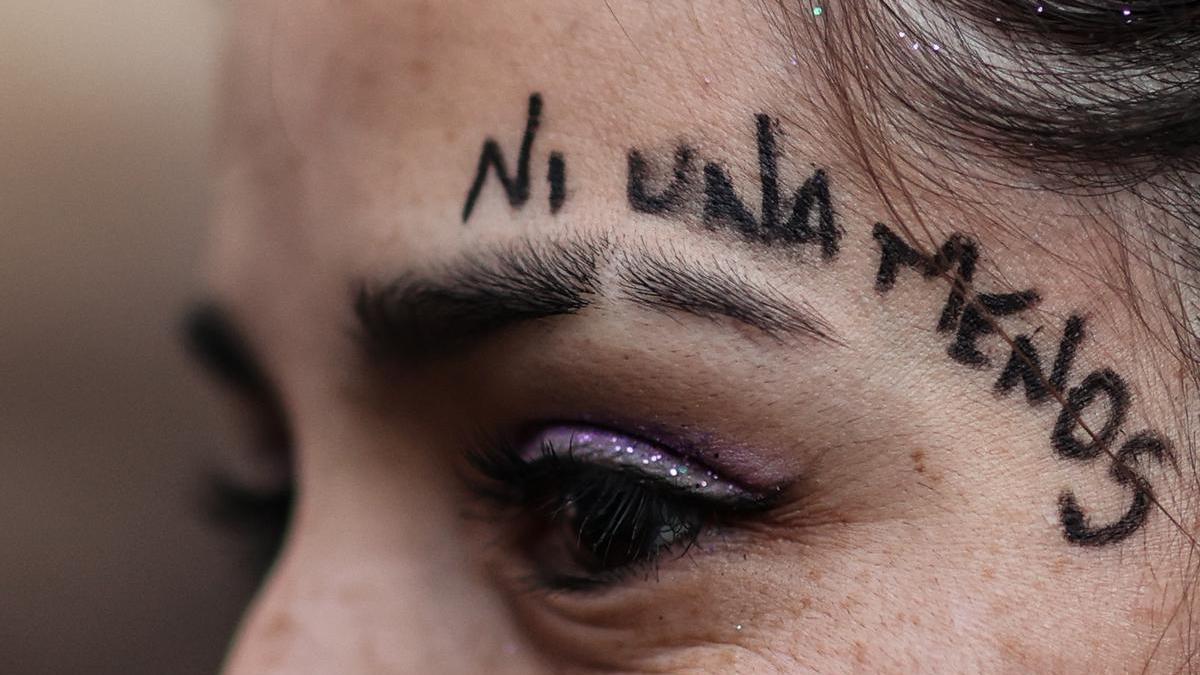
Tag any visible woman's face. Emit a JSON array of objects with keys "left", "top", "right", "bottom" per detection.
[{"left": 209, "top": 1, "right": 1190, "bottom": 671}]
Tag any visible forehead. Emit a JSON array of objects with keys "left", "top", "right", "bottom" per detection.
[
  {"left": 211, "top": 0, "right": 1100, "bottom": 375},
  {"left": 212, "top": 0, "right": 859, "bottom": 280}
]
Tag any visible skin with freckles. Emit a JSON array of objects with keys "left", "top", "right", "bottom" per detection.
[{"left": 207, "top": 1, "right": 1196, "bottom": 672}]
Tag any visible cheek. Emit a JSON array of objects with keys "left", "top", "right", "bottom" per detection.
[
  {"left": 502, "top": 532, "right": 1163, "bottom": 672},
  {"left": 482, "top": 535, "right": 996, "bottom": 671}
]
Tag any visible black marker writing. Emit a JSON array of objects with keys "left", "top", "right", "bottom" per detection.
[
  {"left": 872, "top": 222, "right": 1172, "bottom": 546},
  {"left": 628, "top": 147, "right": 695, "bottom": 215},
  {"left": 548, "top": 151, "right": 566, "bottom": 214},
  {"left": 948, "top": 291, "right": 1040, "bottom": 368},
  {"left": 1060, "top": 432, "right": 1172, "bottom": 546},
  {"left": 462, "top": 93, "right": 567, "bottom": 222},
  {"left": 872, "top": 224, "right": 978, "bottom": 331},
  {"left": 995, "top": 315, "right": 1085, "bottom": 404},
  {"left": 1051, "top": 369, "right": 1129, "bottom": 460},
  {"left": 628, "top": 114, "right": 841, "bottom": 258}
]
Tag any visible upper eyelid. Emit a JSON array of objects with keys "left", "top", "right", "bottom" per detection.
[{"left": 527, "top": 425, "right": 770, "bottom": 503}]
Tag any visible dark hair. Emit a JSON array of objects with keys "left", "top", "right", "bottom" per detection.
[
  {"left": 774, "top": 0, "right": 1200, "bottom": 664},
  {"left": 775, "top": 0, "right": 1200, "bottom": 381}
]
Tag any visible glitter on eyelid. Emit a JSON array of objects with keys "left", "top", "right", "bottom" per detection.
[{"left": 527, "top": 426, "right": 756, "bottom": 499}]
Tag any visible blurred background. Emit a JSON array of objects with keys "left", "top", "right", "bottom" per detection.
[{"left": 0, "top": 3, "right": 262, "bottom": 673}]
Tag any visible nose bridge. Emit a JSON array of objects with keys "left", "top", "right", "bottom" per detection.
[
  {"left": 222, "top": 502, "right": 543, "bottom": 674},
  {"left": 221, "top": 420, "right": 546, "bottom": 674}
]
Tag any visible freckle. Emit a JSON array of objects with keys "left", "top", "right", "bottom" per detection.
[
  {"left": 981, "top": 567, "right": 996, "bottom": 580},
  {"left": 263, "top": 612, "right": 297, "bottom": 641},
  {"left": 1000, "top": 636, "right": 1032, "bottom": 661},
  {"left": 853, "top": 641, "right": 869, "bottom": 664},
  {"left": 404, "top": 58, "right": 432, "bottom": 79},
  {"left": 910, "top": 450, "right": 926, "bottom": 474}
]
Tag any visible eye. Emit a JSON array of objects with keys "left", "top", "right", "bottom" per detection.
[
  {"left": 182, "top": 303, "right": 294, "bottom": 564},
  {"left": 467, "top": 425, "right": 778, "bottom": 591}
]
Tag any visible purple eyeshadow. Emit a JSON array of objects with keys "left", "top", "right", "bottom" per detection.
[{"left": 522, "top": 424, "right": 754, "bottom": 500}]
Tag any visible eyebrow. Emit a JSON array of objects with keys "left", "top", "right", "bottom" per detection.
[
  {"left": 353, "top": 236, "right": 840, "bottom": 361},
  {"left": 619, "top": 244, "right": 836, "bottom": 341},
  {"left": 183, "top": 302, "right": 273, "bottom": 395}
]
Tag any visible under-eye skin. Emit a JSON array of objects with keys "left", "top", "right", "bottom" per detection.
[{"left": 467, "top": 425, "right": 780, "bottom": 591}]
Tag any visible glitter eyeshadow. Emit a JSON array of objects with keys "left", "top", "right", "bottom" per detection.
[{"left": 524, "top": 425, "right": 752, "bottom": 499}]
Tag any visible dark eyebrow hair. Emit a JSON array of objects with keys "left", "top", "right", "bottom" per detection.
[
  {"left": 354, "top": 238, "right": 603, "bottom": 359},
  {"left": 183, "top": 302, "right": 272, "bottom": 395},
  {"left": 353, "top": 237, "right": 839, "bottom": 361},
  {"left": 619, "top": 244, "right": 838, "bottom": 342}
]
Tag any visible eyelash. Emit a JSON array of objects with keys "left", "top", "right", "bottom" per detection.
[
  {"left": 205, "top": 471, "right": 294, "bottom": 565},
  {"left": 465, "top": 433, "right": 775, "bottom": 591}
]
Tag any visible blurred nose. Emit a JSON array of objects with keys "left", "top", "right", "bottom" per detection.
[{"left": 220, "top": 457, "right": 541, "bottom": 673}]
